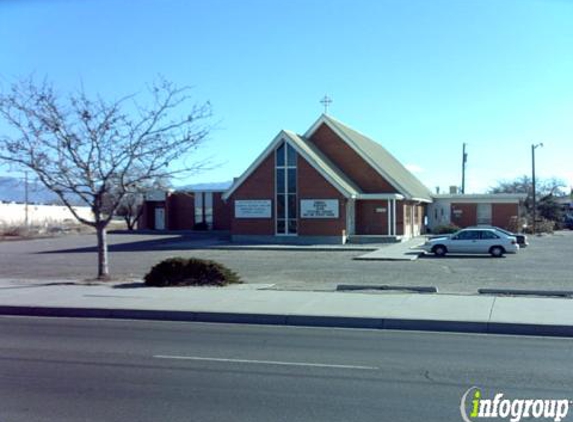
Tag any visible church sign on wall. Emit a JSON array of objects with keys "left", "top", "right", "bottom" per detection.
[
  {"left": 235, "top": 200, "right": 272, "bottom": 218},
  {"left": 300, "top": 199, "right": 339, "bottom": 219}
]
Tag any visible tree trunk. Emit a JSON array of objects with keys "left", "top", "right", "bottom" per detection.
[
  {"left": 124, "top": 216, "right": 134, "bottom": 231},
  {"left": 96, "top": 223, "right": 110, "bottom": 280},
  {"left": 130, "top": 206, "right": 144, "bottom": 231}
]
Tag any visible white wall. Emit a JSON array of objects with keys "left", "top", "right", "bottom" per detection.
[
  {"left": 0, "top": 203, "right": 93, "bottom": 226},
  {"left": 427, "top": 200, "right": 452, "bottom": 231}
]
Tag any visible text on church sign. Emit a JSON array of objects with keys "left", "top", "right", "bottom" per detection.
[{"left": 300, "top": 199, "right": 339, "bottom": 219}]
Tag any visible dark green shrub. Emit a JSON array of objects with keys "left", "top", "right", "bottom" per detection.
[
  {"left": 432, "top": 223, "right": 460, "bottom": 234},
  {"left": 193, "top": 221, "right": 209, "bottom": 231},
  {"left": 144, "top": 257, "right": 241, "bottom": 287}
]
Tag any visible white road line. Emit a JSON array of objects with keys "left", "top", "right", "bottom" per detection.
[{"left": 153, "top": 355, "right": 378, "bottom": 370}]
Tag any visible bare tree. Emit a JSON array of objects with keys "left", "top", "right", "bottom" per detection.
[
  {"left": 489, "top": 175, "right": 567, "bottom": 198},
  {"left": 489, "top": 175, "right": 568, "bottom": 223},
  {"left": 0, "top": 77, "right": 212, "bottom": 279},
  {"left": 104, "top": 177, "right": 171, "bottom": 231},
  {"left": 115, "top": 192, "right": 145, "bottom": 231}
]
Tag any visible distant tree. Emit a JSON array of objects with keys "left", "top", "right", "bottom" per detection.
[
  {"left": 488, "top": 175, "right": 531, "bottom": 196},
  {"left": 115, "top": 192, "right": 145, "bottom": 231},
  {"left": 489, "top": 175, "right": 567, "bottom": 197},
  {"left": 537, "top": 195, "right": 563, "bottom": 222},
  {"left": 0, "top": 76, "right": 212, "bottom": 279},
  {"left": 488, "top": 175, "right": 568, "bottom": 222},
  {"left": 104, "top": 177, "right": 171, "bottom": 231}
]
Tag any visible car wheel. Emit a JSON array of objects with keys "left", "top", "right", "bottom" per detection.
[
  {"left": 433, "top": 245, "right": 447, "bottom": 257},
  {"left": 490, "top": 246, "right": 505, "bottom": 257}
]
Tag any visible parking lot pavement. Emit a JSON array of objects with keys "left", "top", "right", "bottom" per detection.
[{"left": 0, "top": 231, "right": 572, "bottom": 294}]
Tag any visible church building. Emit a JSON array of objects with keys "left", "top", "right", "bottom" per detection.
[
  {"left": 140, "top": 114, "right": 525, "bottom": 241},
  {"left": 222, "top": 114, "right": 433, "bottom": 243}
]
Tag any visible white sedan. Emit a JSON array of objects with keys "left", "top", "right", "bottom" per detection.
[{"left": 420, "top": 228, "right": 519, "bottom": 257}]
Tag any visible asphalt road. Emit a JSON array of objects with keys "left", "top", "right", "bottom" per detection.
[
  {"left": 1, "top": 317, "right": 572, "bottom": 422},
  {"left": 0, "top": 230, "right": 572, "bottom": 293}
]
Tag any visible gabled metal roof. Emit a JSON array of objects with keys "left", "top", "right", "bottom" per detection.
[
  {"left": 283, "top": 131, "right": 361, "bottom": 198},
  {"left": 305, "top": 114, "right": 433, "bottom": 202},
  {"left": 224, "top": 115, "right": 434, "bottom": 202},
  {"left": 222, "top": 130, "right": 361, "bottom": 200}
]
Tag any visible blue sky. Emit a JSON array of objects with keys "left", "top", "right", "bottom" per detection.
[{"left": 1, "top": 0, "right": 572, "bottom": 193}]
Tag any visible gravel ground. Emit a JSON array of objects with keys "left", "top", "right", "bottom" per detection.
[{"left": 0, "top": 230, "right": 572, "bottom": 294}]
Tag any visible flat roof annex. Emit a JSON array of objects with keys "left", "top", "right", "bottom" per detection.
[{"left": 433, "top": 194, "right": 527, "bottom": 203}]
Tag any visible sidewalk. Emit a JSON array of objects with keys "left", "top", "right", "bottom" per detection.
[
  {"left": 211, "top": 236, "right": 426, "bottom": 257},
  {"left": 1, "top": 279, "right": 572, "bottom": 337},
  {"left": 213, "top": 244, "right": 379, "bottom": 252},
  {"left": 354, "top": 236, "right": 425, "bottom": 261}
]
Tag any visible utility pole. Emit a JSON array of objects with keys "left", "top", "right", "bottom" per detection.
[
  {"left": 24, "top": 171, "right": 29, "bottom": 227},
  {"left": 461, "top": 143, "right": 467, "bottom": 194},
  {"left": 531, "top": 143, "right": 543, "bottom": 234}
]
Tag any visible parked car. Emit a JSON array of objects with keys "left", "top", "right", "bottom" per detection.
[
  {"left": 420, "top": 228, "right": 519, "bottom": 257},
  {"left": 468, "top": 225, "right": 529, "bottom": 248},
  {"left": 564, "top": 214, "right": 573, "bottom": 230}
]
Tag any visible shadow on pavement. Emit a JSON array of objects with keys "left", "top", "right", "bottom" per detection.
[
  {"left": 113, "top": 282, "right": 147, "bottom": 289},
  {"left": 37, "top": 232, "right": 231, "bottom": 254},
  {"left": 419, "top": 254, "right": 505, "bottom": 260},
  {"left": 0, "top": 282, "right": 77, "bottom": 290}
]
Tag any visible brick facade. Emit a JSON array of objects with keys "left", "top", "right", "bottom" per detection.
[
  {"left": 356, "top": 200, "right": 389, "bottom": 235},
  {"left": 297, "top": 156, "right": 346, "bottom": 236},
  {"left": 213, "top": 192, "right": 231, "bottom": 230},
  {"left": 137, "top": 114, "right": 522, "bottom": 241},
  {"left": 492, "top": 203, "right": 519, "bottom": 229},
  {"left": 140, "top": 192, "right": 230, "bottom": 231},
  {"left": 140, "top": 200, "right": 167, "bottom": 230},
  {"left": 168, "top": 193, "right": 195, "bottom": 230},
  {"left": 229, "top": 154, "right": 275, "bottom": 235},
  {"left": 451, "top": 203, "right": 478, "bottom": 228},
  {"left": 446, "top": 202, "right": 519, "bottom": 229}
]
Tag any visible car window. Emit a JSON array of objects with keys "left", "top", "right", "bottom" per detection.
[
  {"left": 453, "top": 230, "right": 480, "bottom": 240},
  {"left": 480, "top": 231, "right": 500, "bottom": 239}
]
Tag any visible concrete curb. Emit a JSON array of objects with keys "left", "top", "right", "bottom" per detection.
[
  {"left": 479, "top": 288, "right": 573, "bottom": 298},
  {"left": 209, "top": 246, "right": 378, "bottom": 252},
  {"left": 1, "top": 305, "right": 573, "bottom": 338},
  {"left": 336, "top": 285, "right": 438, "bottom": 293}
]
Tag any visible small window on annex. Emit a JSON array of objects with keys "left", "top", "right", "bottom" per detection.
[
  {"left": 275, "top": 142, "right": 297, "bottom": 235},
  {"left": 194, "top": 192, "right": 213, "bottom": 229}
]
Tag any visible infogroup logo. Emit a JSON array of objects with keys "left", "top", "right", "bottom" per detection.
[{"left": 460, "top": 387, "right": 571, "bottom": 422}]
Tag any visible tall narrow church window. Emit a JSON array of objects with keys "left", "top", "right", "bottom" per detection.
[{"left": 275, "top": 142, "right": 297, "bottom": 235}]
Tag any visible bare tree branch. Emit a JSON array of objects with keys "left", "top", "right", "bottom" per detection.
[{"left": 0, "top": 76, "right": 213, "bottom": 279}]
